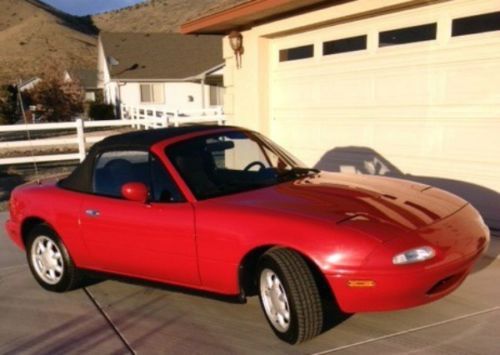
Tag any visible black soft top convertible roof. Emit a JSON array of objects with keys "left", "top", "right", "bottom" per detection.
[
  {"left": 59, "top": 125, "right": 235, "bottom": 193},
  {"left": 95, "top": 125, "right": 228, "bottom": 150}
]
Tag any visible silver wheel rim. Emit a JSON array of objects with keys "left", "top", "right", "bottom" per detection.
[
  {"left": 260, "top": 268, "right": 291, "bottom": 332},
  {"left": 31, "top": 236, "right": 64, "bottom": 285}
]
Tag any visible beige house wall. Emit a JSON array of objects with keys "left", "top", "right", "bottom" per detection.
[{"left": 222, "top": 0, "right": 500, "bottom": 227}]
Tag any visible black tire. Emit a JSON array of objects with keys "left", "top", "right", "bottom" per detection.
[
  {"left": 257, "top": 248, "right": 323, "bottom": 344},
  {"left": 26, "top": 224, "right": 82, "bottom": 292}
]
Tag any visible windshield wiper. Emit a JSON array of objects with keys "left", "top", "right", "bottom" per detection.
[{"left": 278, "top": 167, "right": 320, "bottom": 181}]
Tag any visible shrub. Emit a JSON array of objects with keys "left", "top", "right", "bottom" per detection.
[
  {"left": 89, "top": 103, "right": 116, "bottom": 120},
  {"left": 28, "top": 67, "right": 84, "bottom": 122},
  {"left": 0, "top": 85, "right": 19, "bottom": 125}
]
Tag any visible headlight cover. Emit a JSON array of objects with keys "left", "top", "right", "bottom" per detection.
[{"left": 392, "top": 246, "right": 436, "bottom": 265}]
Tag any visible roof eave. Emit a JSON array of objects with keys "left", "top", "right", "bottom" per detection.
[
  {"left": 109, "top": 63, "right": 224, "bottom": 82},
  {"left": 180, "top": 0, "right": 335, "bottom": 34}
]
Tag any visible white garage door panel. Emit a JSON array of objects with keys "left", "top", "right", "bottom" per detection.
[
  {"left": 273, "top": 76, "right": 373, "bottom": 108},
  {"left": 269, "top": 1, "right": 500, "bottom": 227},
  {"left": 445, "top": 63, "right": 500, "bottom": 103},
  {"left": 373, "top": 70, "right": 441, "bottom": 105}
]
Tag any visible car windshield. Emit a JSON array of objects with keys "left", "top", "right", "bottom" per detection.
[{"left": 166, "top": 130, "right": 317, "bottom": 200}]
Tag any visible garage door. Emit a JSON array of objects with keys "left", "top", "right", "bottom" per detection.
[{"left": 269, "top": 0, "right": 500, "bottom": 228}]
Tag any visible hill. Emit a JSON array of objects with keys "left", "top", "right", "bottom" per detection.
[
  {"left": 0, "top": 0, "right": 97, "bottom": 86},
  {"left": 93, "top": 0, "right": 247, "bottom": 33}
]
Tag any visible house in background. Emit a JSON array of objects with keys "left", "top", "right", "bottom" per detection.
[
  {"left": 17, "top": 77, "right": 42, "bottom": 92},
  {"left": 97, "top": 32, "right": 224, "bottom": 117},
  {"left": 65, "top": 69, "right": 101, "bottom": 102},
  {"left": 182, "top": 0, "right": 500, "bottom": 229},
  {"left": 19, "top": 70, "right": 100, "bottom": 102}
]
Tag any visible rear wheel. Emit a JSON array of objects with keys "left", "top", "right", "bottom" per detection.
[
  {"left": 26, "top": 225, "right": 82, "bottom": 292},
  {"left": 257, "top": 248, "right": 323, "bottom": 344}
]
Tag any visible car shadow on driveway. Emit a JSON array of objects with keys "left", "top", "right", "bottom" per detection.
[
  {"left": 85, "top": 267, "right": 352, "bottom": 337},
  {"left": 318, "top": 282, "right": 352, "bottom": 335},
  {"left": 315, "top": 146, "right": 500, "bottom": 269}
]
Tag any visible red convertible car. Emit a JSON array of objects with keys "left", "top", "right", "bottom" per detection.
[{"left": 5, "top": 125, "right": 490, "bottom": 343}]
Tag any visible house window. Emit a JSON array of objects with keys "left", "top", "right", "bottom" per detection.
[
  {"left": 209, "top": 86, "right": 223, "bottom": 106},
  {"left": 85, "top": 92, "right": 96, "bottom": 102},
  {"left": 279, "top": 44, "right": 314, "bottom": 62},
  {"left": 379, "top": 23, "right": 437, "bottom": 47},
  {"left": 452, "top": 11, "right": 500, "bottom": 37},
  {"left": 323, "top": 35, "right": 367, "bottom": 56},
  {"left": 140, "top": 83, "right": 164, "bottom": 104}
]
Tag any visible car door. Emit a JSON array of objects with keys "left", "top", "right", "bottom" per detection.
[{"left": 80, "top": 149, "right": 200, "bottom": 286}]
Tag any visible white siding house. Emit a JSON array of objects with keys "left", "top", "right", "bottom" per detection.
[{"left": 97, "top": 33, "right": 225, "bottom": 117}]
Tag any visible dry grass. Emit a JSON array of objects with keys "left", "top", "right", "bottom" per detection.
[
  {"left": 0, "top": 0, "right": 97, "bottom": 85},
  {"left": 93, "top": 0, "right": 248, "bottom": 33}
]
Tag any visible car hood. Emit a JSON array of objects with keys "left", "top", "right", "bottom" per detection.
[{"left": 216, "top": 172, "right": 468, "bottom": 232}]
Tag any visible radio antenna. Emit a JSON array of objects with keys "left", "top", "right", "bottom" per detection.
[{"left": 17, "top": 79, "right": 40, "bottom": 184}]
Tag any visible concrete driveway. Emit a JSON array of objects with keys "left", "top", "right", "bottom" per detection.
[{"left": 1, "top": 211, "right": 499, "bottom": 354}]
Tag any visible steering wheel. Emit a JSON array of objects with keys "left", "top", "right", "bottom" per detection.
[{"left": 244, "top": 161, "right": 266, "bottom": 171}]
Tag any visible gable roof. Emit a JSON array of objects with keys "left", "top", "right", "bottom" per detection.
[
  {"left": 18, "top": 77, "right": 42, "bottom": 92},
  {"left": 69, "top": 69, "right": 99, "bottom": 89},
  {"left": 100, "top": 32, "right": 223, "bottom": 81}
]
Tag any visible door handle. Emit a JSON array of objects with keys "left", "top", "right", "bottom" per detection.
[{"left": 85, "top": 209, "right": 100, "bottom": 217}]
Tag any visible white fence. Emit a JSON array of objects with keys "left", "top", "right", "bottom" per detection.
[
  {"left": 0, "top": 108, "right": 225, "bottom": 165},
  {"left": 121, "top": 104, "right": 225, "bottom": 127}
]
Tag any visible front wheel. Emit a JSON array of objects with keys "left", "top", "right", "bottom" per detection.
[
  {"left": 26, "top": 224, "right": 82, "bottom": 292},
  {"left": 257, "top": 248, "right": 323, "bottom": 344}
]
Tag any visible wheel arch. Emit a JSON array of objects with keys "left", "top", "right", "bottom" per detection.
[
  {"left": 21, "top": 216, "right": 52, "bottom": 247},
  {"left": 238, "top": 245, "right": 334, "bottom": 301}
]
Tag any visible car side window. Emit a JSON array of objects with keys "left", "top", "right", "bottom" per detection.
[
  {"left": 93, "top": 150, "right": 184, "bottom": 203},
  {"left": 93, "top": 150, "right": 150, "bottom": 198},
  {"left": 150, "top": 155, "right": 185, "bottom": 203}
]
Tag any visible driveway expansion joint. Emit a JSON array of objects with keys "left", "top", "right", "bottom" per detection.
[
  {"left": 311, "top": 306, "right": 500, "bottom": 355},
  {"left": 83, "top": 287, "right": 136, "bottom": 355}
]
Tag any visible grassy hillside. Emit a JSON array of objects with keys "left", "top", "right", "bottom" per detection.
[
  {"left": 0, "top": 0, "right": 97, "bottom": 85},
  {"left": 0, "top": 0, "right": 248, "bottom": 86},
  {"left": 94, "top": 0, "right": 247, "bottom": 33}
]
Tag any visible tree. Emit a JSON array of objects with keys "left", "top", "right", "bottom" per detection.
[
  {"left": 28, "top": 68, "right": 85, "bottom": 122},
  {"left": 0, "top": 85, "right": 19, "bottom": 125}
]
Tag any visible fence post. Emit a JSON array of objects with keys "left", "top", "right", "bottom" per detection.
[
  {"left": 76, "top": 118, "right": 86, "bottom": 162},
  {"left": 164, "top": 110, "right": 169, "bottom": 128},
  {"left": 217, "top": 106, "right": 224, "bottom": 126},
  {"left": 174, "top": 109, "right": 180, "bottom": 127}
]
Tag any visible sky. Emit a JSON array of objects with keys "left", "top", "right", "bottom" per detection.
[{"left": 43, "top": 0, "right": 146, "bottom": 16}]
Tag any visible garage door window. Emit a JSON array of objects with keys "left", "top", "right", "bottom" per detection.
[
  {"left": 452, "top": 11, "right": 500, "bottom": 37},
  {"left": 279, "top": 44, "right": 314, "bottom": 62},
  {"left": 379, "top": 23, "right": 437, "bottom": 47},
  {"left": 323, "top": 35, "right": 367, "bottom": 55}
]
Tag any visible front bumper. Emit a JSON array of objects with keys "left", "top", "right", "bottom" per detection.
[
  {"left": 327, "top": 248, "right": 483, "bottom": 313},
  {"left": 327, "top": 203, "right": 489, "bottom": 313}
]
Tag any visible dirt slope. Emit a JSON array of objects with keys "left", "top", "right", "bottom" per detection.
[
  {"left": 0, "top": 0, "right": 97, "bottom": 85},
  {"left": 93, "top": 0, "right": 248, "bottom": 33}
]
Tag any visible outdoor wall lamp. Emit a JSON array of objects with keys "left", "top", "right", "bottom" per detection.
[{"left": 229, "top": 31, "right": 244, "bottom": 69}]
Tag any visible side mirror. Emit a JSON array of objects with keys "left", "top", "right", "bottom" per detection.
[{"left": 121, "top": 182, "right": 148, "bottom": 203}]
